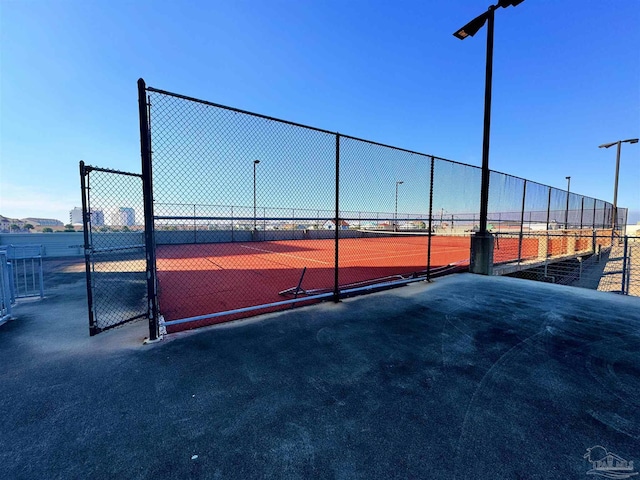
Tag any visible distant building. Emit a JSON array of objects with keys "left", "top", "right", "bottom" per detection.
[
  {"left": 323, "top": 219, "right": 350, "bottom": 230},
  {"left": 69, "top": 207, "right": 104, "bottom": 226},
  {"left": 111, "top": 207, "right": 135, "bottom": 226},
  {"left": 89, "top": 210, "right": 104, "bottom": 226},
  {"left": 69, "top": 207, "right": 83, "bottom": 225},
  {"left": 22, "top": 217, "right": 64, "bottom": 227},
  {"left": 0, "top": 215, "right": 17, "bottom": 232}
]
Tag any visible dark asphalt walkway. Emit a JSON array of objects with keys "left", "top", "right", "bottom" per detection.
[{"left": 1, "top": 262, "right": 639, "bottom": 479}]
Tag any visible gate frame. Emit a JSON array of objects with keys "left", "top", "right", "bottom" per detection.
[
  {"left": 80, "top": 161, "right": 156, "bottom": 337},
  {"left": 138, "top": 79, "right": 160, "bottom": 342}
]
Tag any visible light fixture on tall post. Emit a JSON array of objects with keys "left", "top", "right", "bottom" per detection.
[
  {"left": 395, "top": 181, "right": 404, "bottom": 232},
  {"left": 599, "top": 138, "right": 638, "bottom": 234},
  {"left": 564, "top": 176, "right": 571, "bottom": 230},
  {"left": 453, "top": 0, "right": 526, "bottom": 275},
  {"left": 253, "top": 160, "right": 260, "bottom": 232}
]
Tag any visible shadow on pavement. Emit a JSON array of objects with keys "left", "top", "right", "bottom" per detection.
[{"left": 1, "top": 258, "right": 639, "bottom": 479}]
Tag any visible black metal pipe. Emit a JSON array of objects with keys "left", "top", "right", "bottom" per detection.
[
  {"left": 546, "top": 186, "right": 552, "bottom": 231},
  {"left": 333, "top": 133, "right": 340, "bottom": 302},
  {"left": 564, "top": 177, "right": 571, "bottom": 230},
  {"left": 478, "top": 7, "right": 495, "bottom": 235},
  {"left": 621, "top": 235, "right": 628, "bottom": 294},
  {"left": 138, "top": 78, "right": 159, "bottom": 341},
  {"left": 79, "top": 161, "right": 97, "bottom": 336},
  {"left": 518, "top": 180, "right": 527, "bottom": 262},
  {"left": 427, "top": 157, "right": 434, "bottom": 281}
]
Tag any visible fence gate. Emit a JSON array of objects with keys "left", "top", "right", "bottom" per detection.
[{"left": 80, "top": 162, "right": 149, "bottom": 336}]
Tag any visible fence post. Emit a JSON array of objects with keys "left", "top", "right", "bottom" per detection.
[
  {"left": 580, "top": 197, "right": 584, "bottom": 230},
  {"left": 621, "top": 235, "right": 628, "bottom": 294},
  {"left": 79, "top": 161, "right": 97, "bottom": 336},
  {"left": 427, "top": 157, "right": 434, "bottom": 281},
  {"left": 138, "top": 78, "right": 160, "bottom": 341},
  {"left": 193, "top": 204, "right": 197, "bottom": 244},
  {"left": 518, "top": 180, "right": 526, "bottom": 263},
  {"left": 546, "top": 187, "right": 552, "bottom": 231},
  {"left": 333, "top": 133, "right": 340, "bottom": 302}
]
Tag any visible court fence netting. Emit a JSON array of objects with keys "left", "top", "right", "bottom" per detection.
[{"left": 79, "top": 79, "right": 629, "bottom": 338}]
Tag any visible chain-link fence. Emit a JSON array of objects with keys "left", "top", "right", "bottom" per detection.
[
  {"left": 80, "top": 163, "right": 148, "bottom": 335},
  {"left": 500, "top": 233, "right": 640, "bottom": 296},
  {"left": 140, "top": 81, "right": 622, "bottom": 333},
  {"left": 77, "top": 80, "right": 626, "bottom": 336},
  {"left": 143, "top": 82, "right": 625, "bottom": 332},
  {"left": 623, "top": 237, "right": 640, "bottom": 296}
]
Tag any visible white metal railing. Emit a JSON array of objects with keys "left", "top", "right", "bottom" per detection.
[
  {"left": 0, "top": 245, "right": 44, "bottom": 300},
  {"left": 0, "top": 251, "right": 14, "bottom": 324}
]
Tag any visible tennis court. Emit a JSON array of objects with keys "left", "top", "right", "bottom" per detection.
[
  {"left": 156, "top": 229, "right": 607, "bottom": 332},
  {"left": 156, "top": 233, "right": 473, "bottom": 332}
]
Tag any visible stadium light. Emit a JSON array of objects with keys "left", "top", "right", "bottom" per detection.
[
  {"left": 253, "top": 160, "right": 260, "bottom": 232},
  {"left": 564, "top": 176, "right": 571, "bottom": 230},
  {"left": 599, "top": 138, "right": 638, "bottom": 233},
  {"left": 453, "top": 1, "right": 525, "bottom": 275},
  {"left": 395, "top": 181, "right": 404, "bottom": 232}
]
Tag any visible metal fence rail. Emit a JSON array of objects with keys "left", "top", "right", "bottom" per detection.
[{"left": 0, "top": 244, "right": 44, "bottom": 300}]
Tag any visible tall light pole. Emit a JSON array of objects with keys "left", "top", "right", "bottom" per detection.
[
  {"left": 453, "top": 0, "right": 525, "bottom": 274},
  {"left": 395, "top": 181, "right": 404, "bottom": 231},
  {"left": 599, "top": 138, "right": 638, "bottom": 233},
  {"left": 564, "top": 176, "right": 571, "bottom": 230},
  {"left": 253, "top": 160, "right": 260, "bottom": 231}
]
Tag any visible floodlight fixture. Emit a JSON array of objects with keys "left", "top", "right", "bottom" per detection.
[
  {"left": 498, "top": 0, "right": 525, "bottom": 8},
  {"left": 600, "top": 138, "right": 639, "bottom": 148},
  {"left": 453, "top": 11, "right": 490, "bottom": 39}
]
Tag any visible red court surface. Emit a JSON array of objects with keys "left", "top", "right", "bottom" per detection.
[
  {"left": 156, "top": 235, "right": 473, "bottom": 332},
  {"left": 156, "top": 232, "right": 602, "bottom": 332}
]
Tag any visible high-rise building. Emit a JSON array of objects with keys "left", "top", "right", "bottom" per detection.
[
  {"left": 70, "top": 207, "right": 83, "bottom": 225},
  {"left": 69, "top": 207, "right": 104, "bottom": 226},
  {"left": 111, "top": 207, "right": 135, "bottom": 226},
  {"left": 90, "top": 210, "right": 105, "bottom": 226}
]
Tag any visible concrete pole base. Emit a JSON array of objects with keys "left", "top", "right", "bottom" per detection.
[{"left": 470, "top": 232, "right": 495, "bottom": 275}]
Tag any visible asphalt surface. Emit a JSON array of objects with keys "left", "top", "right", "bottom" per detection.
[{"left": 1, "top": 260, "right": 639, "bottom": 479}]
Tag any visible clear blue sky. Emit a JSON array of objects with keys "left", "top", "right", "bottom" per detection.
[{"left": 1, "top": 0, "right": 639, "bottom": 223}]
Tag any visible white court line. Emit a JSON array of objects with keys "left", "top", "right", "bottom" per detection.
[
  {"left": 239, "top": 244, "right": 331, "bottom": 265},
  {"left": 238, "top": 243, "right": 468, "bottom": 267},
  {"left": 344, "top": 247, "right": 470, "bottom": 264}
]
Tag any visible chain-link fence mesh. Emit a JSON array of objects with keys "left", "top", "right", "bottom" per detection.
[
  {"left": 339, "top": 136, "right": 434, "bottom": 290},
  {"left": 501, "top": 234, "right": 640, "bottom": 296},
  {"left": 148, "top": 90, "right": 338, "bottom": 329},
  {"left": 624, "top": 238, "right": 640, "bottom": 296},
  {"left": 78, "top": 82, "right": 631, "bottom": 335},
  {"left": 81, "top": 165, "right": 147, "bottom": 335},
  {"left": 141, "top": 85, "right": 624, "bottom": 332}
]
